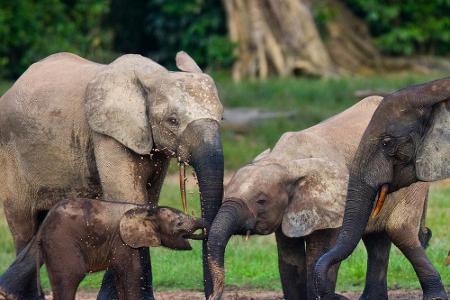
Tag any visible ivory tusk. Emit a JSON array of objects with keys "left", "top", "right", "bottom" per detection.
[
  {"left": 245, "top": 230, "right": 250, "bottom": 241},
  {"left": 179, "top": 163, "right": 188, "bottom": 214},
  {"left": 371, "top": 184, "right": 389, "bottom": 218}
]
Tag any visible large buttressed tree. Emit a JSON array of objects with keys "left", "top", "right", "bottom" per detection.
[{"left": 222, "top": 0, "right": 450, "bottom": 80}]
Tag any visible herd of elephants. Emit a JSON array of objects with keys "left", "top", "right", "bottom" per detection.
[{"left": 0, "top": 51, "right": 448, "bottom": 300}]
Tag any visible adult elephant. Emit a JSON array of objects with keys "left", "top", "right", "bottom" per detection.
[
  {"left": 315, "top": 77, "right": 450, "bottom": 300},
  {"left": 0, "top": 52, "right": 224, "bottom": 299},
  {"left": 207, "top": 96, "right": 437, "bottom": 300}
]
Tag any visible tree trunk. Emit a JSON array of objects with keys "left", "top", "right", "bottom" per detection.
[
  {"left": 223, "top": 0, "right": 450, "bottom": 80},
  {"left": 223, "top": 0, "right": 335, "bottom": 80},
  {"left": 317, "top": 0, "right": 383, "bottom": 74}
]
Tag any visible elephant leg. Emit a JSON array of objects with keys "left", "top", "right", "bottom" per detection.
[
  {"left": 47, "top": 263, "right": 85, "bottom": 300},
  {"left": 306, "top": 228, "right": 344, "bottom": 300},
  {"left": 4, "top": 203, "right": 37, "bottom": 253},
  {"left": 360, "top": 232, "right": 391, "bottom": 300},
  {"left": 275, "top": 228, "right": 307, "bottom": 300},
  {"left": 112, "top": 249, "right": 145, "bottom": 300},
  {"left": 0, "top": 196, "right": 44, "bottom": 300},
  {"left": 101, "top": 248, "right": 153, "bottom": 300},
  {"left": 40, "top": 237, "right": 85, "bottom": 300},
  {"left": 388, "top": 228, "right": 447, "bottom": 300},
  {"left": 94, "top": 134, "right": 169, "bottom": 300}
]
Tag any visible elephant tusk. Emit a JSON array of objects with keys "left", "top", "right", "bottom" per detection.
[
  {"left": 371, "top": 184, "right": 389, "bottom": 218},
  {"left": 245, "top": 230, "right": 250, "bottom": 241},
  {"left": 179, "top": 163, "right": 188, "bottom": 214}
]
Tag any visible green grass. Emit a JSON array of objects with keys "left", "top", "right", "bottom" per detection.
[{"left": 0, "top": 183, "right": 448, "bottom": 293}]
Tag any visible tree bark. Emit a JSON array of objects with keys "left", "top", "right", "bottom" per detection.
[
  {"left": 223, "top": 0, "right": 450, "bottom": 80},
  {"left": 223, "top": 0, "right": 335, "bottom": 80},
  {"left": 317, "top": 0, "right": 383, "bottom": 74}
]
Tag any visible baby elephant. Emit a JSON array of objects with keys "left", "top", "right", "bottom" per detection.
[{"left": 0, "top": 198, "right": 205, "bottom": 300}]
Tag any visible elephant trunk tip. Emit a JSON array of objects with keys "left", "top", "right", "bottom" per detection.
[
  {"left": 313, "top": 250, "right": 336, "bottom": 298},
  {"left": 207, "top": 258, "right": 225, "bottom": 300}
]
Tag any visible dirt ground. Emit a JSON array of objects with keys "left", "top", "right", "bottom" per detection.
[{"left": 46, "top": 289, "right": 449, "bottom": 300}]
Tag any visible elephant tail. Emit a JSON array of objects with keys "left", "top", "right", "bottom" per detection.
[
  {"left": 35, "top": 238, "right": 44, "bottom": 299},
  {"left": 419, "top": 227, "right": 432, "bottom": 249},
  {"left": 418, "top": 192, "right": 432, "bottom": 249},
  {"left": 15, "top": 235, "right": 44, "bottom": 292}
]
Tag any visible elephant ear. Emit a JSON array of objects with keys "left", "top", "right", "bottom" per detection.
[
  {"left": 175, "top": 51, "right": 202, "bottom": 73},
  {"left": 85, "top": 55, "right": 165, "bottom": 155},
  {"left": 119, "top": 207, "right": 161, "bottom": 248},
  {"left": 416, "top": 100, "right": 450, "bottom": 181},
  {"left": 281, "top": 158, "right": 348, "bottom": 237}
]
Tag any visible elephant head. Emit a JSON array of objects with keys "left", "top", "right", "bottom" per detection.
[
  {"left": 314, "top": 77, "right": 450, "bottom": 298},
  {"left": 85, "top": 51, "right": 224, "bottom": 295},
  {"left": 207, "top": 149, "right": 348, "bottom": 300},
  {"left": 120, "top": 206, "right": 206, "bottom": 250}
]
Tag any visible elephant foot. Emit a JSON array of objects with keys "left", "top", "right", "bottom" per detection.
[
  {"left": 333, "top": 293, "right": 349, "bottom": 300},
  {"left": 317, "top": 294, "right": 349, "bottom": 300},
  {"left": 421, "top": 279, "right": 448, "bottom": 300},
  {"left": 97, "top": 289, "right": 155, "bottom": 300},
  {"left": 0, "top": 281, "right": 45, "bottom": 300},
  {"left": 423, "top": 290, "right": 449, "bottom": 300},
  {"left": 360, "top": 289, "right": 388, "bottom": 300},
  {"left": 0, "top": 287, "right": 18, "bottom": 300},
  {"left": 97, "top": 271, "right": 155, "bottom": 300}
]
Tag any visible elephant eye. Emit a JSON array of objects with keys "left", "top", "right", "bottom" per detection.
[
  {"left": 176, "top": 221, "right": 183, "bottom": 227},
  {"left": 381, "top": 137, "right": 393, "bottom": 147},
  {"left": 167, "top": 116, "right": 179, "bottom": 127},
  {"left": 256, "top": 198, "right": 266, "bottom": 205}
]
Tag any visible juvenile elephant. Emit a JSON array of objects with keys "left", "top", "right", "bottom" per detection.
[
  {"left": 0, "top": 198, "right": 206, "bottom": 300},
  {"left": 207, "top": 96, "right": 437, "bottom": 300},
  {"left": 0, "top": 52, "right": 224, "bottom": 299},
  {"left": 315, "top": 78, "right": 450, "bottom": 300}
]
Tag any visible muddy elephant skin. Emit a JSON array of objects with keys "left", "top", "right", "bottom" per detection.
[{"left": 0, "top": 198, "right": 206, "bottom": 300}]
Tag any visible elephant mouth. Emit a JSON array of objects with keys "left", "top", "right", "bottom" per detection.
[
  {"left": 184, "top": 231, "right": 206, "bottom": 240},
  {"left": 183, "top": 227, "right": 207, "bottom": 240}
]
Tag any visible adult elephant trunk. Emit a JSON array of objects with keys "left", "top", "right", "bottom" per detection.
[
  {"left": 181, "top": 118, "right": 224, "bottom": 298},
  {"left": 207, "top": 200, "right": 251, "bottom": 300},
  {"left": 314, "top": 177, "right": 377, "bottom": 298}
]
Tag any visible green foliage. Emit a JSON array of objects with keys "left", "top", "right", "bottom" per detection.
[
  {"left": 346, "top": 0, "right": 450, "bottom": 56},
  {"left": 0, "top": 0, "right": 112, "bottom": 78},
  {"left": 109, "top": 0, "right": 234, "bottom": 70},
  {"left": 146, "top": 0, "right": 234, "bottom": 69}
]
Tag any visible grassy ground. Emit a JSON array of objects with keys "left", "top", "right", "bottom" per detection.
[
  {"left": 0, "top": 73, "right": 449, "bottom": 293},
  {"left": 0, "top": 183, "right": 448, "bottom": 293}
]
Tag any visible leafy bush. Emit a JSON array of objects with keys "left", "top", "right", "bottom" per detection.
[
  {"left": 346, "top": 0, "right": 450, "bottom": 56},
  {"left": 0, "top": 0, "right": 112, "bottom": 79},
  {"left": 109, "top": 0, "right": 234, "bottom": 70}
]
